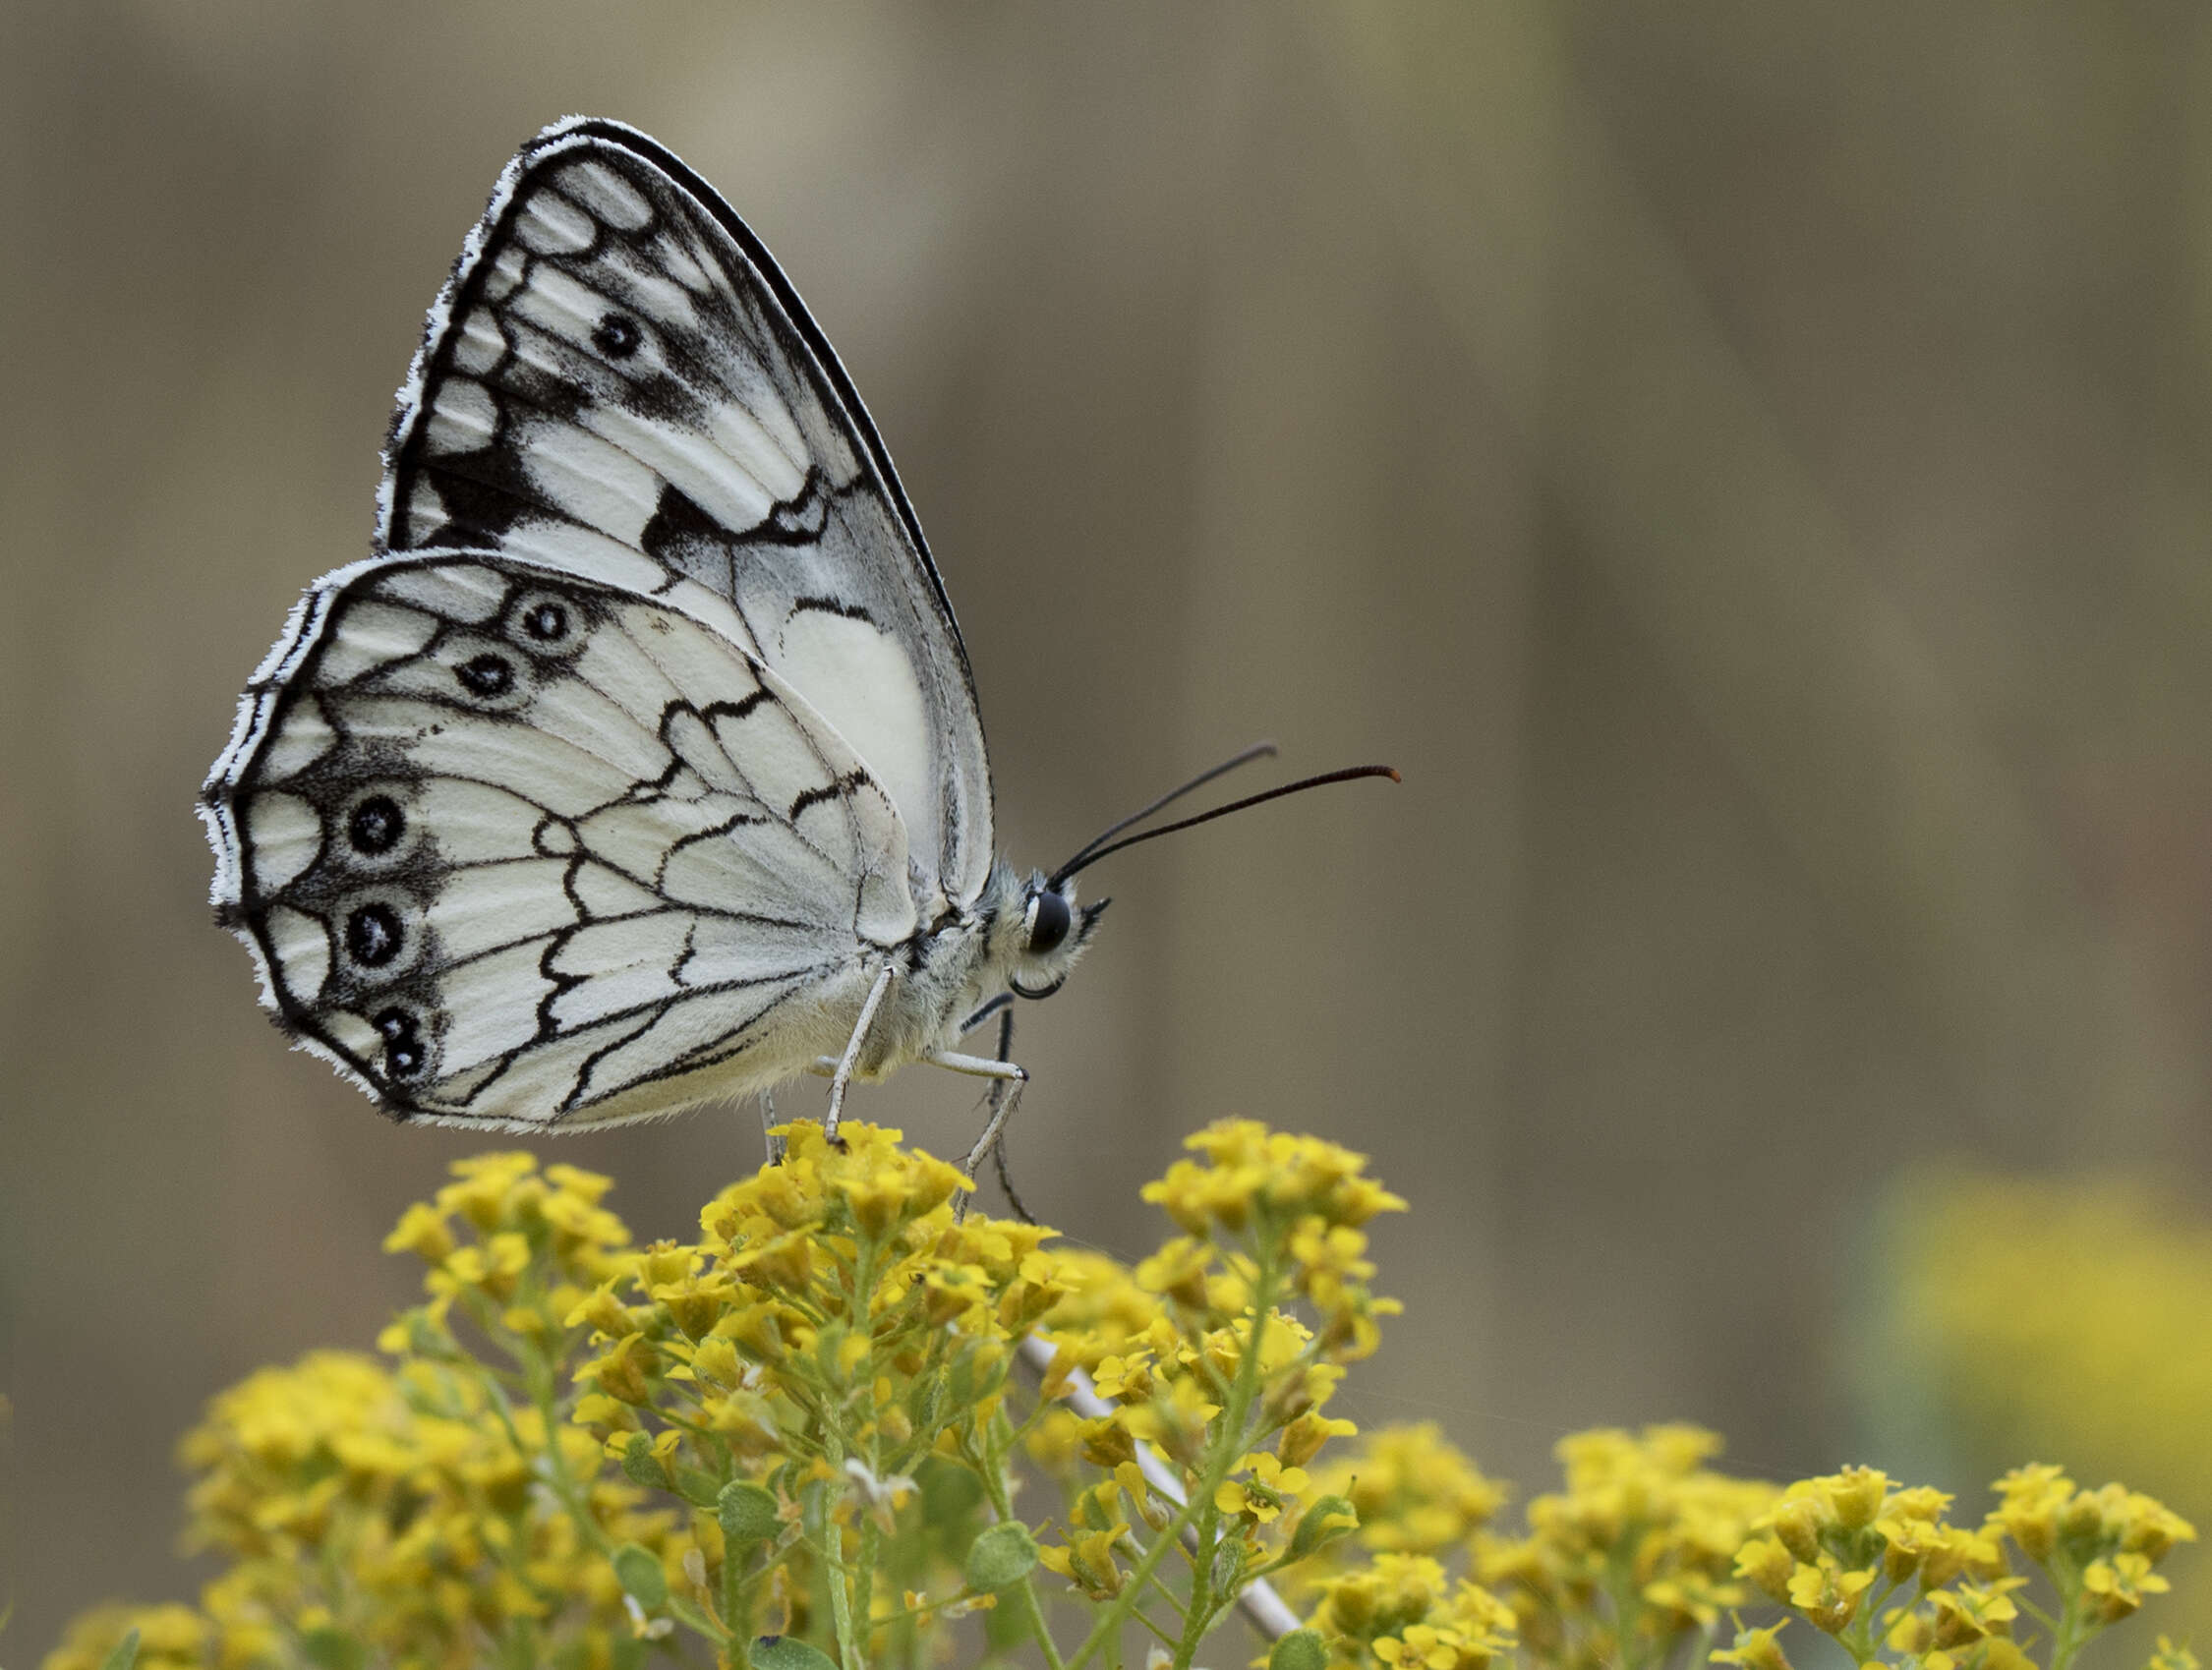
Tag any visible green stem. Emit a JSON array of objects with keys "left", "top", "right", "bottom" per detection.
[
  {"left": 2048, "top": 1578, "right": 2093, "bottom": 1670},
  {"left": 975, "top": 1424, "right": 1069, "bottom": 1670},
  {"left": 809, "top": 1477, "right": 862, "bottom": 1670},
  {"left": 1173, "top": 1491, "right": 1226, "bottom": 1670},
  {"left": 518, "top": 1346, "right": 616, "bottom": 1560},
  {"left": 1841, "top": 1574, "right": 1894, "bottom": 1663},
  {"left": 1605, "top": 1545, "right": 1645, "bottom": 1670},
  {"left": 720, "top": 1542, "right": 755, "bottom": 1670},
  {"left": 1069, "top": 1255, "right": 1280, "bottom": 1670}
]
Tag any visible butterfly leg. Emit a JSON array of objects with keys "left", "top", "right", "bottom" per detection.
[
  {"left": 759, "top": 1087, "right": 786, "bottom": 1166},
  {"left": 958, "top": 992, "right": 1013, "bottom": 1037},
  {"left": 959, "top": 1007, "right": 1036, "bottom": 1225},
  {"left": 925, "top": 1037, "right": 1028, "bottom": 1221},
  {"left": 822, "top": 964, "right": 897, "bottom": 1145}
]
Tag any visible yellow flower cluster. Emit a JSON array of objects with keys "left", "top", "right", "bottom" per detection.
[
  {"left": 46, "top": 1346, "right": 686, "bottom": 1670},
  {"left": 1727, "top": 1462, "right": 2195, "bottom": 1670},
  {"left": 553, "top": 1121, "right": 1084, "bottom": 1656},
  {"left": 1282, "top": 1420, "right": 1509, "bottom": 1584},
  {"left": 1470, "top": 1425, "right": 1775, "bottom": 1670},
  {"left": 45, "top": 1121, "right": 1403, "bottom": 1670},
  {"left": 1889, "top": 1174, "right": 2212, "bottom": 1634},
  {"left": 37, "top": 1128, "right": 2208, "bottom": 1670},
  {"left": 1020, "top": 1123, "right": 1405, "bottom": 1651},
  {"left": 1304, "top": 1553, "right": 1520, "bottom": 1670}
]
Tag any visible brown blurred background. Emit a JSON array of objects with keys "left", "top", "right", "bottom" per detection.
[{"left": 9, "top": 1, "right": 2212, "bottom": 1656}]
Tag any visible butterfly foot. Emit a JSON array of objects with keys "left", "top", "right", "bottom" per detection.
[{"left": 759, "top": 1089, "right": 786, "bottom": 1167}]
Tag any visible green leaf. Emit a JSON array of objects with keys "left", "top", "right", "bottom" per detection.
[
  {"left": 718, "top": 1478, "right": 781, "bottom": 1546},
  {"left": 674, "top": 1464, "right": 725, "bottom": 1507},
  {"left": 666, "top": 1595, "right": 727, "bottom": 1640},
  {"left": 1270, "top": 1629, "right": 1329, "bottom": 1670},
  {"left": 963, "top": 1521, "right": 1041, "bottom": 1591},
  {"left": 752, "top": 1636, "right": 840, "bottom": 1670},
  {"left": 611, "top": 1541, "right": 669, "bottom": 1608},
  {"left": 610, "top": 1635, "right": 646, "bottom": 1670},
  {"left": 98, "top": 1628, "right": 142, "bottom": 1670},
  {"left": 1289, "top": 1493, "right": 1360, "bottom": 1560},
  {"left": 300, "top": 1629, "right": 367, "bottom": 1670},
  {"left": 620, "top": 1432, "right": 669, "bottom": 1490}
]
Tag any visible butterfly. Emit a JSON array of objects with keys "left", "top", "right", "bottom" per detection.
[{"left": 201, "top": 116, "right": 1394, "bottom": 1176}]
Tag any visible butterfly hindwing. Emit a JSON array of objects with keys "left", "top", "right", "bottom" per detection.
[
  {"left": 379, "top": 117, "right": 991, "bottom": 909},
  {"left": 204, "top": 551, "right": 914, "bottom": 1129}
]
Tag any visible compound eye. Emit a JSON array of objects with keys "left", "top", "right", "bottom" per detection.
[{"left": 1025, "top": 890, "right": 1072, "bottom": 954}]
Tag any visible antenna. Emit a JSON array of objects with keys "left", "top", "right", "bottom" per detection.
[
  {"left": 1052, "top": 740, "right": 1279, "bottom": 880},
  {"left": 1048, "top": 764, "right": 1400, "bottom": 886}
]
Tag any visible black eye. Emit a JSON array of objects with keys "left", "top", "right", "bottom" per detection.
[{"left": 1025, "top": 890, "right": 1072, "bottom": 954}]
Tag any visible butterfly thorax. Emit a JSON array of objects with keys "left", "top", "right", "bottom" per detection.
[{"left": 845, "top": 860, "right": 1104, "bottom": 1081}]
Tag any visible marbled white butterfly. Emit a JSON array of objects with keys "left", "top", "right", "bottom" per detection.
[{"left": 201, "top": 117, "right": 1393, "bottom": 1177}]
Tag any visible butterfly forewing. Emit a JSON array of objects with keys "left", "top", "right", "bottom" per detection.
[
  {"left": 378, "top": 117, "right": 990, "bottom": 906},
  {"left": 212, "top": 552, "right": 914, "bottom": 1129}
]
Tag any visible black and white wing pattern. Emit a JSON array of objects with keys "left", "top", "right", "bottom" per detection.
[
  {"left": 378, "top": 116, "right": 991, "bottom": 911},
  {"left": 205, "top": 553, "right": 914, "bottom": 1129}
]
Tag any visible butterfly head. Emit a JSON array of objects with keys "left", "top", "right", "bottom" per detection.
[{"left": 1007, "top": 876, "right": 1110, "bottom": 1001}]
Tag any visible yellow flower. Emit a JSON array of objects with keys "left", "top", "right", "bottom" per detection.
[
  {"left": 1925, "top": 1578, "right": 2027, "bottom": 1648},
  {"left": 1039, "top": 1521, "right": 1130, "bottom": 1599},
  {"left": 382, "top": 1201, "right": 453, "bottom": 1262},
  {"left": 437, "top": 1150, "right": 540, "bottom": 1231},
  {"left": 1141, "top": 1121, "right": 1407, "bottom": 1239},
  {"left": 1135, "top": 1235, "right": 1216, "bottom": 1308},
  {"left": 1216, "top": 1450, "right": 1314, "bottom": 1525},
  {"left": 1735, "top": 1535, "right": 1796, "bottom": 1602},
  {"left": 2084, "top": 1552, "right": 2171, "bottom": 1624},
  {"left": 1119, "top": 1370, "right": 1222, "bottom": 1463},
  {"left": 1989, "top": 1464, "right": 2072, "bottom": 1563},
  {"left": 1783, "top": 1557, "right": 1875, "bottom": 1634},
  {"left": 1280, "top": 1410, "right": 1362, "bottom": 1470},
  {"left": 1712, "top": 1620, "right": 1794, "bottom": 1670},
  {"left": 1307, "top": 1553, "right": 1516, "bottom": 1670},
  {"left": 1820, "top": 1466, "right": 1890, "bottom": 1532},
  {"left": 576, "top": 1332, "right": 658, "bottom": 1406}
]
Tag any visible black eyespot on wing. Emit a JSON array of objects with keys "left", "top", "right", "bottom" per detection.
[
  {"left": 503, "top": 589, "right": 585, "bottom": 658},
  {"left": 592, "top": 313, "right": 641, "bottom": 358},
  {"left": 1026, "top": 890, "right": 1072, "bottom": 954},
  {"left": 345, "top": 902, "right": 404, "bottom": 967},
  {"left": 456, "top": 653, "right": 514, "bottom": 697},
  {"left": 347, "top": 795, "right": 404, "bottom": 856},
  {"left": 373, "top": 1006, "right": 428, "bottom": 1077}
]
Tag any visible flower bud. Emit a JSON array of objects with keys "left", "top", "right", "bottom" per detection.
[{"left": 1826, "top": 1468, "right": 1889, "bottom": 1532}]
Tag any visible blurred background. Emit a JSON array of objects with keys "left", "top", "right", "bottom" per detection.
[{"left": 9, "top": 0, "right": 2212, "bottom": 1656}]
